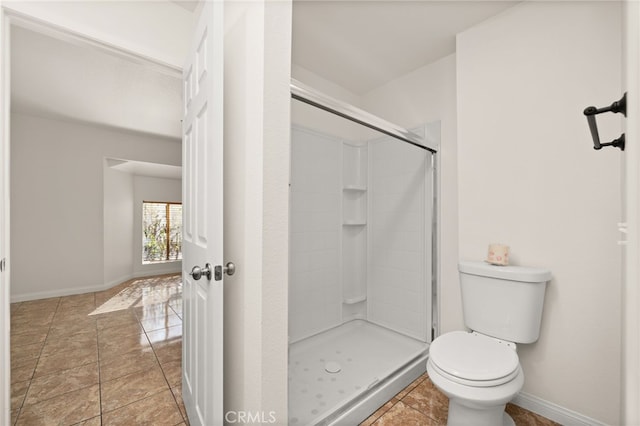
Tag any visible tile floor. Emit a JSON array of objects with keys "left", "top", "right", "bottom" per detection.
[
  {"left": 10, "top": 274, "right": 186, "bottom": 426},
  {"left": 359, "top": 373, "right": 559, "bottom": 426},
  {"left": 10, "top": 274, "right": 558, "bottom": 426}
]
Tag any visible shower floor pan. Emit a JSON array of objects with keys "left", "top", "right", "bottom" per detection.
[{"left": 288, "top": 319, "right": 428, "bottom": 425}]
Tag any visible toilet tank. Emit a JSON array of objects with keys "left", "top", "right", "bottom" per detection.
[{"left": 459, "top": 261, "right": 551, "bottom": 344}]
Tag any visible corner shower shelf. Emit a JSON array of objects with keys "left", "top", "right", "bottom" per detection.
[
  {"left": 343, "top": 295, "right": 367, "bottom": 305},
  {"left": 342, "top": 143, "right": 368, "bottom": 325}
]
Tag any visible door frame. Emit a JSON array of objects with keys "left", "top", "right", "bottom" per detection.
[
  {"left": 0, "top": 6, "right": 183, "bottom": 424},
  {"left": 623, "top": 1, "right": 640, "bottom": 423},
  {"left": 0, "top": 6, "right": 10, "bottom": 426}
]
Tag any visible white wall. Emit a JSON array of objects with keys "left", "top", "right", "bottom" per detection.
[
  {"left": 132, "top": 175, "right": 182, "bottom": 278},
  {"left": 292, "top": 64, "right": 362, "bottom": 108},
  {"left": 10, "top": 113, "right": 181, "bottom": 301},
  {"left": 457, "top": 2, "right": 622, "bottom": 424},
  {"left": 5, "top": 0, "right": 189, "bottom": 303},
  {"left": 292, "top": 65, "right": 365, "bottom": 142},
  {"left": 223, "top": 0, "right": 291, "bottom": 421},
  {"left": 361, "top": 55, "right": 461, "bottom": 335},
  {"left": 360, "top": 3, "right": 624, "bottom": 421},
  {"left": 103, "top": 168, "right": 181, "bottom": 290},
  {"left": 103, "top": 166, "right": 134, "bottom": 287}
]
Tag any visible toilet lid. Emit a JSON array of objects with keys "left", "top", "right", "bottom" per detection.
[{"left": 429, "top": 331, "right": 519, "bottom": 386}]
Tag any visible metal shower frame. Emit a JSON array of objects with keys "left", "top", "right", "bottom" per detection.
[{"left": 289, "top": 77, "right": 441, "bottom": 343}]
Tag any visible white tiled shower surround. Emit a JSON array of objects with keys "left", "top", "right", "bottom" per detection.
[
  {"left": 289, "top": 111, "right": 436, "bottom": 423},
  {"left": 290, "top": 124, "right": 432, "bottom": 342},
  {"left": 369, "top": 135, "right": 431, "bottom": 341},
  {"left": 290, "top": 126, "right": 342, "bottom": 341}
]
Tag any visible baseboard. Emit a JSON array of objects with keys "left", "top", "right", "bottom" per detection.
[
  {"left": 103, "top": 273, "right": 135, "bottom": 291},
  {"left": 512, "top": 392, "right": 607, "bottom": 426},
  {"left": 11, "top": 283, "right": 108, "bottom": 303},
  {"left": 133, "top": 266, "right": 181, "bottom": 278},
  {"left": 11, "top": 271, "right": 182, "bottom": 303}
]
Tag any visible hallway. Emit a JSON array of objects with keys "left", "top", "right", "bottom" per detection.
[{"left": 10, "top": 274, "right": 186, "bottom": 425}]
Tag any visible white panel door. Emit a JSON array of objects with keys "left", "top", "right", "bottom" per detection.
[{"left": 182, "top": 1, "right": 224, "bottom": 425}]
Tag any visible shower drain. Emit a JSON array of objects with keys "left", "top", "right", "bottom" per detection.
[{"left": 324, "top": 361, "right": 341, "bottom": 373}]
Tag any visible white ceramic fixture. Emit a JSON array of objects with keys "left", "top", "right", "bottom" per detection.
[{"left": 427, "top": 261, "right": 551, "bottom": 426}]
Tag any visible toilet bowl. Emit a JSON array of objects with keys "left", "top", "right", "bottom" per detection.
[
  {"left": 427, "top": 331, "right": 524, "bottom": 426},
  {"left": 429, "top": 261, "right": 551, "bottom": 425}
]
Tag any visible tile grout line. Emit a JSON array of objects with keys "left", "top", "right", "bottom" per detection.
[
  {"left": 95, "top": 291, "right": 104, "bottom": 426},
  {"left": 20, "top": 299, "right": 100, "bottom": 424},
  {"left": 139, "top": 304, "right": 187, "bottom": 425},
  {"left": 99, "top": 385, "right": 174, "bottom": 417},
  {"left": 365, "top": 398, "right": 400, "bottom": 426},
  {"left": 97, "top": 284, "right": 184, "bottom": 423},
  {"left": 408, "top": 403, "right": 442, "bottom": 424},
  {"left": 360, "top": 373, "right": 430, "bottom": 426},
  {"left": 96, "top": 293, "right": 171, "bottom": 420},
  {"left": 14, "top": 296, "right": 62, "bottom": 425},
  {"left": 361, "top": 373, "right": 428, "bottom": 426},
  {"left": 11, "top": 276, "right": 183, "bottom": 425}
]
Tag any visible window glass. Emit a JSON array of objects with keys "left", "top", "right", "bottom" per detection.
[{"left": 143, "top": 202, "right": 182, "bottom": 263}]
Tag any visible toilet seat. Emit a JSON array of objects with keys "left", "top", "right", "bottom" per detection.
[{"left": 429, "top": 331, "right": 520, "bottom": 387}]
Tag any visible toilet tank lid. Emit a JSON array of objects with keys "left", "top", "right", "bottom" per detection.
[{"left": 459, "top": 261, "right": 552, "bottom": 283}]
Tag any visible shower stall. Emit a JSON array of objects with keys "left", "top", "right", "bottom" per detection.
[{"left": 288, "top": 80, "right": 439, "bottom": 425}]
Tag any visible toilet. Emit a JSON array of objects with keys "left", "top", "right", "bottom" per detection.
[{"left": 427, "top": 260, "right": 551, "bottom": 426}]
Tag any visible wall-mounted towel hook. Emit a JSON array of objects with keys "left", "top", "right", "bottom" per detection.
[{"left": 583, "top": 93, "right": 626, "bottom": 151}]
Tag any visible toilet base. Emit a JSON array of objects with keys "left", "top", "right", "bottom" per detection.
[
  {"left": 427, "top": 356, "right": 524, "bottom": 426},
  {"left": 447, "top": 400, "right": 515, "bottom": 426}
]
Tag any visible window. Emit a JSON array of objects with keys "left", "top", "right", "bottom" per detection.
[{"left": 142, "top": 201, "right": 182, "bottom": 263}]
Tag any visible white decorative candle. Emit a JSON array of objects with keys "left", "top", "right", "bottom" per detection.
[{"left": 487, "top": 244, "right": 509, "bottom": 266}]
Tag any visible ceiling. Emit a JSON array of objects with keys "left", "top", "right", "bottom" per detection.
[
  {"left": 10, "top": 1, "right": 519, "bottom": 140},
  {"left": 10, "top": 25, "right": 183, "bottom": 140},
  {"left": 106, "top": 158, "right": 182, "bottom": 179},
  {"left": 293, "top": 1, "right": 519, "bottom": 94}
]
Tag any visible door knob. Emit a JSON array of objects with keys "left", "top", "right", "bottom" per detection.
[
  {"left": 224, "top": 262, "right": 236, "bottom": 276},
  {"left": 189, "top": 263, "right": 212, "bottom": 281},
  {"left": 214, "top": 262, "right": 236, "bottom": 281}
]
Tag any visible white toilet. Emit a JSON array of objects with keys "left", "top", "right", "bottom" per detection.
[{"left": 427, "top": 260, "right": 551, "bottom": 426}]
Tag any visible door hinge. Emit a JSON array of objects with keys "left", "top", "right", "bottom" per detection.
[{"left": 0, "top": 258, "right": 5, "bottom": 272}]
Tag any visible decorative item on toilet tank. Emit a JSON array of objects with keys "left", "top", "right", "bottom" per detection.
[{"left": 487, "top": 243, "right": 509, "bottom": 265}]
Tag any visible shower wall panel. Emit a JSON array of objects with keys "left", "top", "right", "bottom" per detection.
[
  {"left": 368, "top": 137, "right": 430, "bottom": 341},
  {"left": 289, "top": 126, "right": 342, "bottom": 342}
]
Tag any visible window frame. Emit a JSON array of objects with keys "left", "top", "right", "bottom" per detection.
[{"left": 142, "top": 200, "right": 183, "bottom": 264}]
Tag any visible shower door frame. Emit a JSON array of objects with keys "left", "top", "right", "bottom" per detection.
[
  {"left": 289, "top": 79, "right": 442, "bottom": 415},
  {"left": 290, "top": 79, "right": 440, "bottom": 342},
  {"left": 291, "top": 79, "right": 439, "bottom": 154}
]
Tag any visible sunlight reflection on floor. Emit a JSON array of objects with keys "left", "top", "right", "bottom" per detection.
[{"left": 90, "top": 275, "right": 182, "bottom": 316}]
